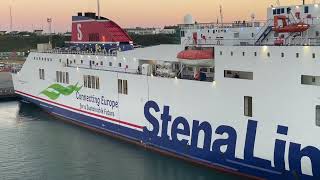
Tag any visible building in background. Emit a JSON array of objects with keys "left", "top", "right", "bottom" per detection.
[{"left": 33, "top": 29, "right": 44, "bottom": 36}]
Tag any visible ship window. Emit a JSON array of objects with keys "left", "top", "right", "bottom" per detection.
[
  {"left": 119, "top": 63, "right": 122, "bottom": 67},
  {"left": 231, "top": 51, "right": 233, "bottom": 56},
  {"left": 304, "top": 6, "right": 309, "bottom": 13},
  {"left": 254, "top": 52, "right": 257, "bottom": 56},
  {"left": 88, "top": 76, "right": 91, "bottom": 88},
  {"left": 281, "top": 52, "right": 285, "bottom": 57},
  {"left": 220, "top": 51, "right": 223, "bottom": 55},
  {"left": 100, "top": 61, "right": 103, "bottom": 66},
  {"left": 39, "top": 69, "right": 45, "bottom": 80},
  {"left": 59, "top": 59, "right": 61, "bottom": 62},
  {"left": 213, "top": 30, "right": 215, "bottom": 34},
  {"left": 316, "top": 106, "right": 320, "bottom": 126},
  {"left": 96, "top": 77, "right": 100, "bottom": 89},
  {"left": 181, "top": 31, "right": 185, "bottom": 37},
  {"left": 301, "top": 75, "right": 320, "bottom": 86},
  {"left": 81, "top": 60, "right": 83, "bottom": 64},
  {"left": 277, "top": 9, "right": 281, "bottom": 14},
  {"left": 244, "top": 96, "right": 253, "bottom": 117},
  {"left": 118, "top": 79, "right": 128, "bottom": 95},
  {"left": 84, "top": 75, "right": 88, "bottom": 87},
  {"left": 316, "top": 31, "right": 320, "bottom": 37},
  {"left": 234, "top": 33, "right": 239, "bottom": 38},
  {"left": 118, "top": 79, "right": 123, "bottom": 93},
  {"left": 62, "top": 72, "right": 66, "bottom": 83},
  {"left": 267, "top": 52, "right": 270, "bottom": 57},
  {"left": 123, "top": 80, "right": 128, "bottom": 95},
  {"left": 224, "top": 70, "right": 253, "bottom": 80},
  {"left": 287, "top": 8, "right": 291, "bottom": 14},
  {"left": 242, "top": 52, "right": 245, "bottom": 56},
  {"left": 281, "top": 8, "right": 285, "bottom": 14},
  {"left": 273, "top": 9, "right": 276, "bottom": 15},
  {"left": 66, "top": 72, "right": 69, "bottom": 84},
  {"left": 313, "top": 53, "right": 316, "bottom": 59},
  {"left": 296, "top": 53, "right": 300, "bottom": 58},
  {"left": 109, "top": 62, "right": 112, "bottom": 66}
]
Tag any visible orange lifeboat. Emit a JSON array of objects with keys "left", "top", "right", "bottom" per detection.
[
  {"left": 177, "top": 49, "right": 214, "bottom": 60},
  {"left": 273, "top": 15, "right": 310, "bottom": 33}
]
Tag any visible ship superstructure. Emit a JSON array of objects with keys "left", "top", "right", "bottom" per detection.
[{"left": 12, "top": 2, "right": 320, "bottom": 180}]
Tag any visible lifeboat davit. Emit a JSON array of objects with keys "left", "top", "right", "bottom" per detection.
[
  {"left": 273, "top": 15, "right": 310, "bottom": 33},
  {"left": 177, "top": 49, "right": 214, "bottom": 66}
]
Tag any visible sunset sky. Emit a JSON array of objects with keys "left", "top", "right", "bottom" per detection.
[{"left": 0, "top": 0, "right": 311, "bottom": 32}]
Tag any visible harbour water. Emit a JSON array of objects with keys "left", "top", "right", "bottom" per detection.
[{"left": 0, "top": 100, "right": 246, "bottom": 180}]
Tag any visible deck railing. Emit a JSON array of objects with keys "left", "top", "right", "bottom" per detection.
[{"left": 30, "top": 49, "right": 118, "bottom": 56}]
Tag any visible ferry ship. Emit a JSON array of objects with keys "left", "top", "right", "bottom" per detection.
[{"left": 12, "top": 1, "right": 320, "bottom": 180}]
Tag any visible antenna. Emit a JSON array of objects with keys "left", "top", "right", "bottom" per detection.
[
  {"left": 220, "top": 5, "right": 223, "bottom": 26},
  {"left": 97, "top": 0, "right": 100, "bottom": 19},
  {"left": 9, "top": 6, "right": 13, "bottom": 32}
]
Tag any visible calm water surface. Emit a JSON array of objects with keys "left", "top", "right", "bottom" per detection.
[{"left": 0, "top": 101, "right": 246, "bottom": 180}]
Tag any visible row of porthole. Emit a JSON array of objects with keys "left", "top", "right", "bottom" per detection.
[
  {"left": 33, "top": 57, "right": 53, "bottom": 61},
  {"left": 220, "top": 51, "right": 317, "bottom": 59},
  {"left": 60, "top": 59, "right": 124, "bottom": 68}
]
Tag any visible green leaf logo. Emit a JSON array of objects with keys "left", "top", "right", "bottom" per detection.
[{"left": 41, "top": 83, "right": 82, "bottom": 100}]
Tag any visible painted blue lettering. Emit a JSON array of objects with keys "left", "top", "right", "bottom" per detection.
[
  {"left": 171, "top": 117, "right": 190, "bottom": 146},
  {"left": 289, "top": 143, "right": 320, "bottom": 177},
  {"left": 144, "top": 101, "right": 160, "bottom": 138},
  {"left": 212, "top": 125, "right": 237, "bottom": 158},
  {"left": 191, "top": 120, "right": 212, "bottom": 151},
  {"left": 160, "top": 106, "right": 171, "bottom": 141},
  {"left": 244, "top": 120, "right": 271, "bottom": 168}
]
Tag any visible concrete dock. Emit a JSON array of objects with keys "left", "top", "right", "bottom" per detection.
[{"left": 0, "top": 72, "right": 18, "bottom": 100}]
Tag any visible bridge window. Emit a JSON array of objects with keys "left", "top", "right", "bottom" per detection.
[
  {"left": 273, "top": 9, "right": 276, "bottom": 15},
  {"left": 224, "top": 70, "right": 253, "bottom": 80},
  {"left": 254, "top": 52, "right": 257, "bottom": 56},
  {"left": 304, "top": 6, "right": 309, "bottom": 13},
  {"left": 313, "top": 53, "right": 316, "bottom": 59},
  {"left": 242, "top": 52, "right": 245, "bottom": 56},
  {"left": 281, "top": 52, "right": 285, "bottom": 58},
  {"left": 281, "top": 8, "right": 284, "bottom": 14},
  {"left": 244, "top": 96, "right": 253, "bottom": 117},
  {"left": 287, "top": 8, "right": 291, "bottom": 14},
  {"left": 296, "top": 53, "right": 300, "bottom": 58},
  {"left": 277, "top": 9, "right": 281, "bottom": 14}
]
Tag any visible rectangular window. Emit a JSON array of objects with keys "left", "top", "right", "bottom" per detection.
[
  {"left": 59, "top": 71, "right": 63, "bottom": 83},
  {"left": 66, "top": 72, "right": 69, "bottom": 84},
  {"left": 277, "top": 9, "right": 281, "bottom": 14},
  {"left": 316, "top": 106, "right": 320, "bottom": 126},
  {"left": 281, "top": 8, "right": 284, "bottom": 14},
  {"left": 224, "top": 70, "right": 253, "bottom": 80},
  {"left": 96, "top": 77, "right": 100, "bottom": 89},
  {"left": 62, "top": 72, "right": 66, "bottom": 83},
  {"left": 304, "top": 6, "right": 309, "bottom": 13},
  {"left": 84, "top": 75, "right": 88, "bottom": 88},
  {"left": 287, "top": 7, "right": 291, "bottom": 14},
  {"left": 91, "top": 76, "right": 96, "bottom": 89},
  {"left": 39, "top": 69, "right": 45, "bottom": 80},
  {"left": 301, "top": 75, "right": 320, "bottom": 86},
  {"left": 88, "top": 76, "right": 91, "bottom": 88},
  {"left": 273, "top": 9, "right": 276, "bottom": 15},
  {"left": 123, "top": 80, "right": 128, "bottom": 95},
  {"left": 56, "top": 71, "right": 59, "bottom": 82},
  {"left": 244, "top": 96, "right": 253, "bottom": 117},
  {"left": 118, "top": 79, "right": 123, "bottom": 93}
]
